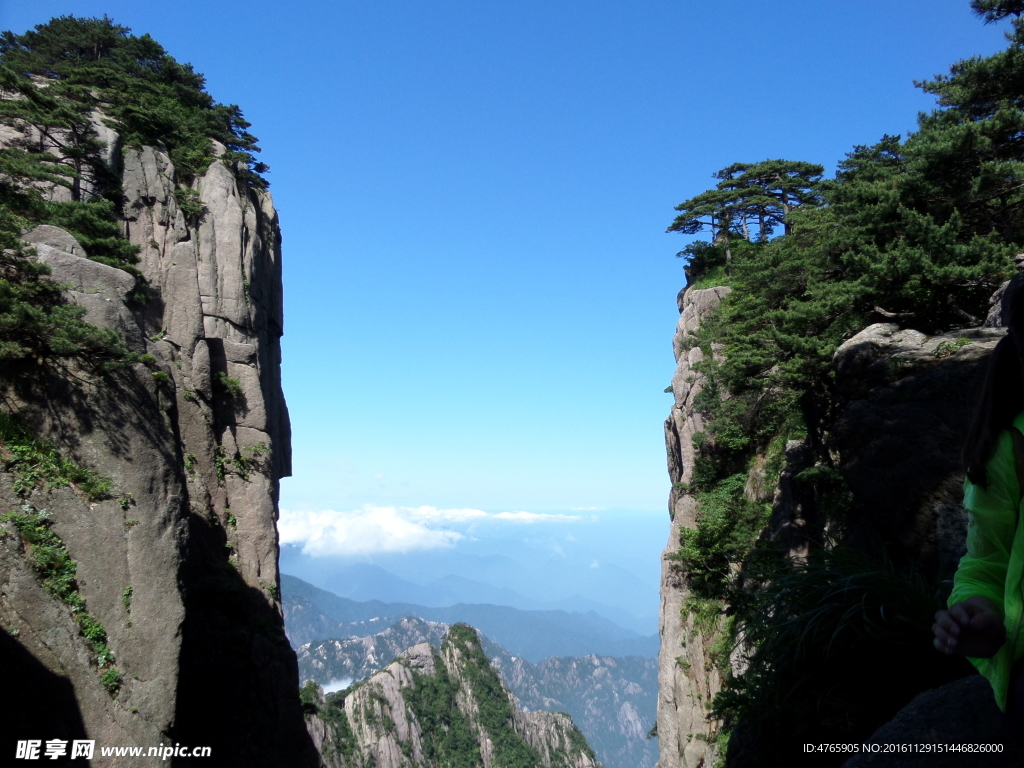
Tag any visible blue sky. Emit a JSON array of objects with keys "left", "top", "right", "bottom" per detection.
[{"left": 2, "top": 1, "right": 1015, "bottom": 621}]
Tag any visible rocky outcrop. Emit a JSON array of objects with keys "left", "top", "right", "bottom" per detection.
[
  {"left": 658, "top": 285, "right": 731, "bottom": 768},
  {"left": 306, "top": 626, "right": 601, "bottom": 768},
  {"left": 299, "top": 616, "right": 450, "bottom": 685},
  {"left": 492, "top": 652, "right": 657, "bottom": 768},
  {"left": 0, "top": 119, "right": 314, "bottom": 762},
  {"left": 830, "top": 323, "right": 1002, "bottom": 576}
]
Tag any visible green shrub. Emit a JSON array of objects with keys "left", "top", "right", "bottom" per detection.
[
  {"left": 0, "top": 412, "right": 112, "bottom": 500},
  {"left": 299, "top": 680, "right": 321, "bottom": 716},
  {"left": 213, "top": 371, "right": 243, "bottom": 397},
  {"left": 232, "top": 442, "right": 268, "bottom": 481},
  {"left": 100, "top": 667, "right": 122, "bottom": 695},
  {"left": 174, "top": 187, "right": 205, "bottom": 222},
  {"left": 669, "top": 474, "right": 771, "bottom": 600}
]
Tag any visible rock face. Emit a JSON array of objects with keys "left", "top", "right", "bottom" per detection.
[
  {"left": 0, "top": 123, "right": 315, "bottom": 763},
  {"left": 305, "top": 625, "right": 601, "bottom": 768},
  {"left": 658, "top": 285, "right": 732, "bottom": 768},
  {"left": 830, "top": 322, "right": 1002, "bottom": 577}
]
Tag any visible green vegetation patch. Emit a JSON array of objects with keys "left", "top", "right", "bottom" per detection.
[
  {"left": 0, "top": 16, "right": 268, "bottom": 186},
  {"left": 712, "top": 548, "right": 958, "bottom": 763},
  {"left": 662, "top": 3, "right": 1024, "bottom": 759},
  {"left": 2, "top": 504, "right": 120, "bottom": 693},
  {"left": 213, "top": 371, "right": 244, "bottom": 398},
  {"left": 0, "top": 412, "right": 112, "bottom": 500},
  {"left": 0, "top": 218, "right": 134, "bottom": 371},
  {"left": 669, "top": 473, "right": 771, "bottom": 601}
]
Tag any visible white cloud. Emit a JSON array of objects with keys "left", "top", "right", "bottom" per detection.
[
  {"left": 278, "top": 506, "right": 465, "bottom": 557},
  {"left": 493, "top": 511, "right": 582, "bottom": 523},
  {"left": 278, "top": 506, "right": 583, "bottom": 557},
  {"left": 406, "top": 506, "right": 489, "bottom": 523}
]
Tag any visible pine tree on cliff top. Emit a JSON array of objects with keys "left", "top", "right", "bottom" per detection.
[
  {"left": 0, "top": 15, "right": 268, "bottom": 186},
  {"left": 0, "top": 15, "right": 269, "bottom": 370}
]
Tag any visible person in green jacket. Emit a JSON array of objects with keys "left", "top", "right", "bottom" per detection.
[{"left": 934, "top": 294, "right": 1024, "bottom": 718}]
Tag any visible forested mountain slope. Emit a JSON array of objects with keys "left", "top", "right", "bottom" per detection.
[
  {"left": 294, "top": 614, "right": 657, "bottom": 768},
  {"left": 303, "top": 624, "right": 601, "bottom": 768}
]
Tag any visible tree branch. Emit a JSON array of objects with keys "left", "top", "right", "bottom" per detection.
[{"left": 872, "top": 306, "right": 915, "bottom": 319}]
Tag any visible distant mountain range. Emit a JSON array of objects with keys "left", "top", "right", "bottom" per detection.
[
  {"left": 314, "top": 562, "right": 650, "bottom": 633},
  {"left": 295, "top": 614, "right": 658, "bottom": 768},
  {"left": 282, "top": 574, "right": 659, "bottom": 662},
  {"left": 279, "top": 535, "right": 663, "bottom": 636}
]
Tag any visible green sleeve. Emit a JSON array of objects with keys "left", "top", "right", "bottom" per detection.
[
  {"left": 950, "top": 427, "right": 1023, "bottom": 711},
  {"left": 951, "top": 429, "right": 1020, "bottom": 613}
]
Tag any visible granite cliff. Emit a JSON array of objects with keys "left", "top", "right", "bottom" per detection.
[
  {"left": 0, "top": 57, "right": 316, "bottom": 765},
  {"left": 658, "top": 286, "right": 733, "bottom": 768}
]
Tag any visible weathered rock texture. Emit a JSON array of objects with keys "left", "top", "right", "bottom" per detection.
[
  {"left": 307, "top": 627, "right": 601, "bottom": 768},
  {"left": 299, "top": 616, "right": 450, "bottom": 685},
  {"left": 0, "top": 123, "right": 316, "bottom": 764},
  {"left": 659, "top": 285, "right": 732, "bottom": 768}
]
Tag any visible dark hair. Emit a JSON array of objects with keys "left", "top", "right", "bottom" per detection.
[{"left": 964, "top": 284, "right": 1024, "bottom": 486}]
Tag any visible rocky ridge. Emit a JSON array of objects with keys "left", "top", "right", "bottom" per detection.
[
  {"left": 299, "top": 615, "right": 450, "bottom": 685},
  {"left": 0, "top": 112, "right": 314, "bottom": 763},
  {"left": 296, "top": 615, "right": 657, "bottom": 768},
  {"left": 305, "top": 624, "right": 601, "bottom": 768},
  {"left": 490, "top": 651, "right": 656, "bottom": 768}
]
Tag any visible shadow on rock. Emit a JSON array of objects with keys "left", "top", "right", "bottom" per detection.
[{"left": 0, "top": 625, "right": 90, "bottom": 766}]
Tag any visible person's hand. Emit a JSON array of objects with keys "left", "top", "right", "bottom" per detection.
[{"left": 933, "top": 596, "right": 1006, "bottom": 658}]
